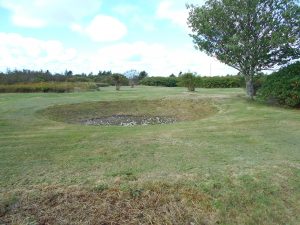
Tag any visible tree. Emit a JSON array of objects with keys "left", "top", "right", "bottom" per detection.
[
  {"left": 112, "top": 73, "right": 125, "bottom": 91},
  {"left": 98, "top": 70, "right": 112, "bottom": 76},
  {"left": 187, "top": 0, "right": 300, "bottom": 98},
  {"left": 64, "top": 70, "right": 73, "bottom": 77},
  {"left": 180, "top": 72, "right": 197, "bottom": 91},
  {"left": 124, "top": 70, "right": 139, "bottom": 88},
  {"left": 138, "top": 71, "right": 148, "bottom": 81}
]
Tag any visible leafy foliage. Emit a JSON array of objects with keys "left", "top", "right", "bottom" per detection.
[
  {"left": 112, "top": 73, "right": 128, "bottom": 91},
  {"left": 187, "top": 0, "right": 300, "bottom": 97},
  {"left": 0, "top": 82, "right": 97, "bottom": 93},
  {"left": 138, "top": 71, "right": 148, "bottom": 80},
  {"left": 95, "top": 83, "right": 110, "bottom": 88},
  {"left": 140, "top": 75, "right": 247, "bottom": 88},
  {"left": 0, "top": 69, "right": 130, "bottom": 87},
  {"left": 257, "top": 62, "right": 300, "bottom": 107},
  {"left": 200, "top": 76, "right": 243, "bottom": 88},
  {"left": 0, "top": 69, "right": 67, "bottom": 84},
  {"left": 140, "top": 77, "right": 178, "bottom": 87},
  {"left": 179, "top": 73, "right": 197, "bottom": 91}
]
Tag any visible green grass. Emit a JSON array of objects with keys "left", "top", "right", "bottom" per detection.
[{"left": 0, "top": 86, "right": 299, "bottom": 224}]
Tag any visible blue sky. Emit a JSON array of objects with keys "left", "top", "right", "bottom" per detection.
[{"left": 0, "top": 0, "right": 237, "bottom": 76}]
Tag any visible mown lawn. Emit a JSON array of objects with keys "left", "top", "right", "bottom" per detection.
[{"left": 0, "top": 86, "right": 299, "bottom": 225}]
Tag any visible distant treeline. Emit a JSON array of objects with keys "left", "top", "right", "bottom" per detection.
[
  {"left": 0, "top": 69, "right": 264, "bottom": 90},
  {"left": 0, "top": 82, "right": 98, "bottom": 93},
  {"left": 0, "top": 69, "right": 128, "bottom": 85}
]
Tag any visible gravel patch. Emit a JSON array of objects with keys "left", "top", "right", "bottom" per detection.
[{"left": 81, "top": 115, "right": 176, "bottom": 126}]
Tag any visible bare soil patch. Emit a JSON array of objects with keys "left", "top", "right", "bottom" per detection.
[{"left": 81, "top": 115, "right": 176, "bottom": 126}]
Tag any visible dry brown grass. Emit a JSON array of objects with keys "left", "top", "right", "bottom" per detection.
[{"left": 1, "top": 183, "right": 217, "bottom": 225}]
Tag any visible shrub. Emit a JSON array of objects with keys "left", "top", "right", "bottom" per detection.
[
  {"left": 200, "top": 76, "right": 243, "bottom": 88},
  {"left": 95, "top": 83, "right": 110, "bottom": 88},
  {"left": 252, "top": 73, "right": 267, "bottom": 96},
  {"left": 140, "top": 75, "right": 251, "bottom": 89},
  {"left": 178, "top": 73, "right": 197, "bottom": 91},
  {"left": 140, "top": 77, "right": 178, "bottom": 87},
  {"left": 257, "top": 62, "right": 300, "bottom": 107},
  {"left": 0, "top": 82, "right": 98, "bottom": 93}
]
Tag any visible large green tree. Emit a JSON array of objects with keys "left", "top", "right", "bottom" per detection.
[{"left": 187, "top": 0, "right": 300, "bottom": 98}]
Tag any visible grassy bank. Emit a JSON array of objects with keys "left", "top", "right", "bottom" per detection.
[{"left": 0, "top": 86, "right": 299, "bottom": 224}]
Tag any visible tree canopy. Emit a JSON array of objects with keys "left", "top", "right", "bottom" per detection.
[{"left": 187, "top": 0, "right": 300, "bottom": 98}]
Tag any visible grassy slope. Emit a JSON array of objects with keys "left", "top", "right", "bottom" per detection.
[{"left": 0, "top": 86, "right": 299, "bottom": 224}]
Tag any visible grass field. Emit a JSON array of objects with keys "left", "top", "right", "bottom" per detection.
[{"left": 0, "top": 86, "right": 299, "bottom": 225}]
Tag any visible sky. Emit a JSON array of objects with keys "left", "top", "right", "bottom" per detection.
[{"left": 0, "top": 0, "right": 238, "bottom": 76}]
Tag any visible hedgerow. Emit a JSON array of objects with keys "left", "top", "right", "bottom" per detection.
[
  {"left": 199, "top": 76, "right": 243, "bottom": 88},
  {"left": 0, "top": 82, "right": 98, "bottom": 93},
  {"left": 140, "top": 75, "right": 245, "bottom": 88},
  {"left": 140, "top": 77, "right": 178, "bottom": 87}
]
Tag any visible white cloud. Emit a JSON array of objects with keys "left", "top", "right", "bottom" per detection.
[
  {"left": 0, "top": 33, "right": 77, "bottom": 72},
  {"left": 11, "top": 13, "right": 45, "bottom": 28},
  {"left": 90, "top": 42, "right": 167, "bottom": 73},
  {"left": 89, "top": 42, "right": 237, "bottom": 76},
  {"left": 0, "top": 0, "right": 101, "bottom": 27},
  {"left": 85, "top": 15, "right": 127, "bottom": 42},
  {"left": 71, "top": 15, "right": 127, "bottom": 42},
  {"left": 70, "top": 23, "right": 83, "bottom": 33},
  {"left": 156, "top": 0, "right": 189, "bottom": 29},
  {"left": 0, "top": 33, "right": 237, "bottom": 76}
]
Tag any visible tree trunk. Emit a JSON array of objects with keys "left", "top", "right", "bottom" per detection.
[
  {"left": 116, "top": 83, "right": 120, "bottom": 91},
  {"left": 130, "top": 80, "right": 134, "bottom": 88},
  {"left": 188, "top": 84, "right": 195, "bottom": 92},
  {"left": 245, "top": 77, "right": 254, "bottom": 99}
]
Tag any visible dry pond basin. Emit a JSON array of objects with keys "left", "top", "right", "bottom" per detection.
[{"left": 40, "top": 98, "right": 217, "bottom": 126}]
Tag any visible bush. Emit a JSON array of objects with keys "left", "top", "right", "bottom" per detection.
[
  {"left": 178, "top": 73, "right": 197, "bottom": 91},
  {"left": 95, "top": 83, "right": 110, "bottom": 87},
  {"left": 257, "top": 62, "right": 300, "bottom": 107},
  {"left": 199, "top": 76, "right": 243, "bottom": 88},
  {"left": 252, "top": 73, "right": 267, "bottom": 96},
  {"left": 0, "top": 82, "right": 98, "bottom": 93},
  {"left": 140, "top": 77, "right": 178, "bottom": 87},
  {"left": 139, "top": 75, "right": 266, "bottom": 89}
]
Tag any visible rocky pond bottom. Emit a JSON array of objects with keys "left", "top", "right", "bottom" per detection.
[{"left": 81, "top": 115, "right": 176, "bottom": 126}]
